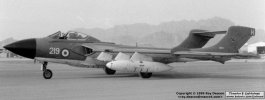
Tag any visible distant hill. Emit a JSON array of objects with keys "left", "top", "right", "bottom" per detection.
[
  {"left": 75, "top": 17, "right": 265, "bottom": 48},
  {"left": 74, "top": 17, "right": 238, "bottom": 48},
  {"left": 1, "top": 17, "right": 264, "bottom": 49}
]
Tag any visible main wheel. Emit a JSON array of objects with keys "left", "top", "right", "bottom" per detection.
[
  {"left": 104, "top": 67, "right": 116, "bottom": 75},
  {"left": 43, "top": 69, "right": 53, "bottom": 79},
  {"left": 139, "top": 72, "right": 152, "bottom": 78}
]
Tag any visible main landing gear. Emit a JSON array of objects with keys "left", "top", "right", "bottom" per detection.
[
  {"left": 42, "top": 62, "right": 53, "bottom": 79},
  {"left": 139, "top": 72, "right": 152, "bottom": 78},
  {"left": 103, "top": 66, "right": 116, "bottom": 75}
]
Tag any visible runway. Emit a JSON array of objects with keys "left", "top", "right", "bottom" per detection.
[{"left": 0, "top": 58, "right": 265, "bottom": 100}]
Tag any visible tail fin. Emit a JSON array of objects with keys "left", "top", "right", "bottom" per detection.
[
  {"left": 196, "top": 26, "right": 255, "bottom": 53},
  {"left": 171, "top": 29, "right": 226, "bottom": 53}
]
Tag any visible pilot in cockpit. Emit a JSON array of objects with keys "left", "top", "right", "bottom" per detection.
[
  {"left": 48, "top": 31, "right": 101, "bottom": 42},
  {"left": 59, "top": 33, "right": 67, "bottom": 39},
  {"left": 48, "top": 31, "right": 64, "bottom": 39}
]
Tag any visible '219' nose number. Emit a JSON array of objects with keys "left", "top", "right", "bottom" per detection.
[{"left": 49, "top": 47, "right": 60, "bottom": 55}]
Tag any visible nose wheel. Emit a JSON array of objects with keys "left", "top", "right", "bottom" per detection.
[
  {"left": 43, "top": 69, "right": 53, "bottom": 79},
  {"left": 42, "top": 62, "right": 53, "bottom": 79}
]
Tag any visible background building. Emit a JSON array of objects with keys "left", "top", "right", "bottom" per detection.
[
  {"left": 240, "top": 42, "right": 265, "bottom": 54},
  {"left": 240, "top": 41, "right": 265, "bottom": 59}
]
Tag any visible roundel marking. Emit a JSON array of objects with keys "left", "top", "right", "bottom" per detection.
[{"left": 61, "top": 49, "right": 69, "bottom": 57}]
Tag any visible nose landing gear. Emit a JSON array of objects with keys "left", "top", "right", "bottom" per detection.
[{"left": 42, "top": 62, "right": 53, "bottom": 79}]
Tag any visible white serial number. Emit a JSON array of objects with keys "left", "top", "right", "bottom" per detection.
[{"left": 49, "top": 47, "right": 60, "bottom": 54}]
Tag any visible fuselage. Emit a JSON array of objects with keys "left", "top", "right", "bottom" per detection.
[
  {"left": 38, "top": 37, "right": 179, "bottom": 65},
  {"left": 5, "top": 37, "right": 181, "bottom": 68}
]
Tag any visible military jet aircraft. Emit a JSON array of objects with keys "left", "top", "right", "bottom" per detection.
[{"left": 4, "top": 26, "right": 255, "bottom": 79}]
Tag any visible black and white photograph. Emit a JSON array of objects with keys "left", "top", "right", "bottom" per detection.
[{"left": 0, "top": 0, "right": 265, "bottom": 99}]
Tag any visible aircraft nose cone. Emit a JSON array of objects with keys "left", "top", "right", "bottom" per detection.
[{"left": 4, "top": 38, "right": 36, "bottom": 59}]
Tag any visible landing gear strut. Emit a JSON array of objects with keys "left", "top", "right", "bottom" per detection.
[
  {"left": 42, "top": 62, "right": 53, "bottom": 79},
  {"left": 103, "top": 66, "right": 116, "bottom": 75},
  {"left": 139, "top": 72, "right": 152, "bottom": 78}
]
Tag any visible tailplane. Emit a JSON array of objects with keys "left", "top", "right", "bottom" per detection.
[
  {"left": 194, "top": 26, "right": 255, "bottom": 53},
  {"left": 171, "top": 29, "right": 226, "bottom": 53}
]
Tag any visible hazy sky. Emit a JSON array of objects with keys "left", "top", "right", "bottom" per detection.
[{"left": 0, "top": 0, "right": 264, "bottom": 40}]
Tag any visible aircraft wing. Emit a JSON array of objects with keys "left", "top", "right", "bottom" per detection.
[
  {"left": 82, "top": 43, "right": 171, "bottom": 54},
  {"left": 174, "top": 51, "right": 259, "bottom": 63},
  {"left": 175, "top": 51, "right": 239, "bottom": 56},
  {"left": 192, "top": 30, "right": 227, "bottom": 37},
  {"left": 174, "top": 51, "right": 259, "bottom": 56}
]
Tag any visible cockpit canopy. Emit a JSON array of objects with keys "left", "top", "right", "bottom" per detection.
[{"left": 48, "top": 31, "right": 101, "bottom": 42}]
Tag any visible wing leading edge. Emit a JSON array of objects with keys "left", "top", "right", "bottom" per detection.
[{"left": 82, "top": 43, "right": 171, "bottom": 54}]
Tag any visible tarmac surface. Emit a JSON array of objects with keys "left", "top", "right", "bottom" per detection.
[{"left": 0, "top": 58, "right": 265, "bottom": 100}]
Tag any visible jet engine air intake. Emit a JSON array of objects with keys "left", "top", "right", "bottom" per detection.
[{"left": 85, "top": 48, "right": 94, "bottom": 55}]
